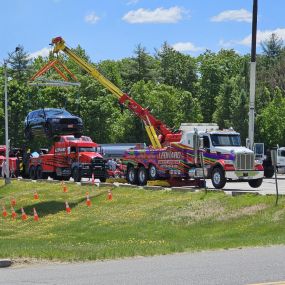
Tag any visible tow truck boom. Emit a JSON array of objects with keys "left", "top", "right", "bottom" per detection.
[{"left": 51, "top": 37, "right": 182, "bottom": 148}]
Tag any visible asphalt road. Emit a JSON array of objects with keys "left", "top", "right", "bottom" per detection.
[
  {"left": 1, "top": 246, "right": 285, "bottom": 285},
  {"left": 206, "top": 174, "right": 285, "bottom": 195}
]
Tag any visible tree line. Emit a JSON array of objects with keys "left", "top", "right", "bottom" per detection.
[{"left": 0, "top": 34, "right": 285, "bottom": 150}]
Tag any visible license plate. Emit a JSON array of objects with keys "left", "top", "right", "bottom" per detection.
[{"left": 68, "top": 124, "right": 73, "bottom": 128}]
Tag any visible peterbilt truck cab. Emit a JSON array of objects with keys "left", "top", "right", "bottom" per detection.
[
  {"left": 180, "top": 123, "right": 264, "bottom": 189},
  {"left": 28, "top": 135, "right": 107, "bottom": 182}
]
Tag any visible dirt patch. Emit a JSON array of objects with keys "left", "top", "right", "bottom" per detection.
[
  {"left": 217, "top": 204, "right": 268, "bottom": 221},
  {"left": 10, "top": 258, "right": 69, "bottom": 268}
]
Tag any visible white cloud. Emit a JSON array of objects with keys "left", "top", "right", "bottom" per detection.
[
  {"left": 85, "top": 12, "right": 100, "bottom": 24},
  {"left": 127, "top": 0, "right": 139, "bottom": 5},
  {"left": 211, "top": 9, "right": 252, "bottom": 23},
  {"left": 172, "top": 42, "right": 204, "bottom": 53},
  {"left": 122, "top": 6, "right": 185, "bottom": 24},
  {"left": 220, "top": 28, "right": 285, "bottom": 48},
  {"left": 239, "top": 28, "right": 285, "bottom": 46},
  {"left": 29, "top": 47, "right": 50, "bottom": 59}
]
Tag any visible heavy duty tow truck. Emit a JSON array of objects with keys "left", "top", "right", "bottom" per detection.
[
  {"left": 32, "top": 36, "right": 263, "bottom": 189},
  {"left": 21, "top": 135, "right": 107, "bottom": 182}
]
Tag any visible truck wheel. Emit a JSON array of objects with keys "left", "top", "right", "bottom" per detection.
[
  {"left": 211, "top": 167, "right": 226, "bottom": 189},
  {"left": 72, "top": 167, "right": 81, "bottom": 182},
  {"left": 138, "top": 166, "right": 148, "bottom": 186},
  {"left": 126, "top": 166, "right": 138, "bottom": 185},
  {"left": 248, "top": 178, "right": 263, "bottom": 188},
  {"left": 148, "top": 164, "right": 158, "bottom": 180},
  {"left": 36, "top": 166, "right": 47, "bottom": 179},
  {"left": 29, "top": 166, "right": 37, "bottom": 180}
]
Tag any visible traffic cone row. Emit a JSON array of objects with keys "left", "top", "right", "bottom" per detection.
[{"left": 2, "top": 186, "right": 115, "bottom": 220}]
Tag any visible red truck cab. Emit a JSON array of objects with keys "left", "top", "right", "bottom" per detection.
[
  {"left": 0, "top": 145, "right": 19, "bottom": 177},
  {"left": 28, "top": 135, "right": 106, "bottom": 182}
]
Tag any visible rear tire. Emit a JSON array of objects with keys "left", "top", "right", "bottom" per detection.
[
  {"left": 248, "top": 178, "right": 263, "bottom": 188},
  {"left": 137, "top": 166, "right": 148, "bottom": 186},
  {"left": 29, "top": 166, "right": 37, "bottom": 180},
  {"left": 211, "top": 167, "right": 226, "bottom": 189},
  {"left": 72, "top": 167, "right": 81, "bottom": 182},
  {"left": 126, "top": 166, "right": 138, "bottom": 185},
  {"left": 36, "top": 166, "right": 48, "bottom": 179},
  {"left": 148, "top": 164, "right": 158, "bottom": 180}
]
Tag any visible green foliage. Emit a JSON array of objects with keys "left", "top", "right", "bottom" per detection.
[
  {"left": 257, "top": 87, "right": 285, "bottom": 146},
  {"left": 1, "top": 37, "right": 285, "bottom": 148}
]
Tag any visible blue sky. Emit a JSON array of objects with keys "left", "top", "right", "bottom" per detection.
[{"left": 1, "top": 0, "right": 285, "bottom": 62}]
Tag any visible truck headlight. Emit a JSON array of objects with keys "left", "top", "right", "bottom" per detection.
[
  {"left": 224, "top": 160, "right": 234, "bottom": 165},
  {"left": 51, "top": 118, "right": 60, "bottom": 123}
]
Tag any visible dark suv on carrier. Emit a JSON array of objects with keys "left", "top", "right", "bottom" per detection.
[{"left": 24, "top": 108, "right": 83, "bottom": 139}]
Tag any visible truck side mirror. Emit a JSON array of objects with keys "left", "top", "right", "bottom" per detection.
[{"left": 67, "top": 147, "right": 70, "bottom": 154}]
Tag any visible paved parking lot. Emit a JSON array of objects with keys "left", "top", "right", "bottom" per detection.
[{"left": 207, "top": 174, "right": 285, "bottom": 195}]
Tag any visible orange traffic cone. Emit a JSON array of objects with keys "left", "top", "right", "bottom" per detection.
[
  {"left": 11, "top": 207, "right": 17, "bottom": 219},
  {"left": 91, "top": 173, "right": 95, "bottom": 185},
  {"left": 11, "top": 198, "right": 16, "bottom": 207},
  {"left": 34, "top": 191, "right": 39, "bottom": 200},
  {"left": 65, "top": 201, "right": 71, "bottom": 213},
  {"left": 63, "top": 183, "right": 68, "bottom": 193},
  {"left": 107, "top": 190, "right": 112, "bottom": 201},
  {"left": 2, "top": 205, "right": 7, "bottom": 218},
  {"left": 86, "top": 192, "right": 91, "bottom": 207},
  {"left": 21, "top": 207, "right": 28, "bottom": 221},
  {"left": 33, "top": 207, "right": 39, "bottom": 221}
]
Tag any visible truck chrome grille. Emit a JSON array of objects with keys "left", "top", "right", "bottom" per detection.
[{"left": 234, "top": 153, "right": 254, "bottom": 170}]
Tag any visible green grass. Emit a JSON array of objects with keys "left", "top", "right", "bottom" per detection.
[{"left": 0, "top": 180, "right": 285, "bottom": 261}]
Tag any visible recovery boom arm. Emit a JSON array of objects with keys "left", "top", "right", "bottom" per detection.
[{"left": 51, "top": 37, "right": 181, "bottom": 148}]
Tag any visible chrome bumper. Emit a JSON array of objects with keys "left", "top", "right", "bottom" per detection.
[{"left": 225, "top": 170, "right": 263, "bottom": 180}]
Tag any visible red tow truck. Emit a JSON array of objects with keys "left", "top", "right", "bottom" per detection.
[
  {"left": 24, "top": 135, "right": 106, "bottom": 182},
  {"left": 0, "top": 145, "right": 20, "bottom": 177}
]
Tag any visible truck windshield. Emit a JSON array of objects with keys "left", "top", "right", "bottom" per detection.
[
  {"left": 78, "top": 147, "right": 97, "bottom": 152},
  {"left": 210, "top": 134, "right": 241, "bottom": 146}
]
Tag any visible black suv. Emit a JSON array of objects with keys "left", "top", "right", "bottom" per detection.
[{"left": 24, "top": 108, "right": 83, "bottom": 139}]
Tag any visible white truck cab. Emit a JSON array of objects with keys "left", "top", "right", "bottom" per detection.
[{"left": 179, "top": 123, "right": 264, "bottom": 189}]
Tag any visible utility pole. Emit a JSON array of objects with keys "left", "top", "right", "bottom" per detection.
[
  {"left": 4, "top": 61, "right": 10, "bottom": 184},
  {"left": 3, "top": 47, "right": 20, "bottom": 184},
  {"left": 248, "top": 0, "right": 258, "bottom": 150}
]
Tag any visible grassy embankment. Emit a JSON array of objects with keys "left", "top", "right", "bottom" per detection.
[{"left": 0, "top": 180, "right": 284, "bottom": 261}]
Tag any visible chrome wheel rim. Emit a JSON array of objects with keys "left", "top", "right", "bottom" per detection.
[{"left": 213, "top": 172, "right": 221, "bottom": 185}]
